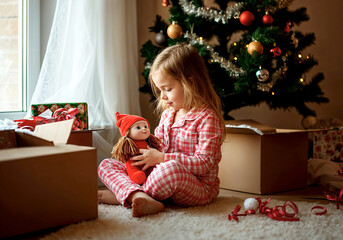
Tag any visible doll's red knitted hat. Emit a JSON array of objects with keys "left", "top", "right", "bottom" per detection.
[{"left": 115, "top": 112, "right": 150, "bottom": 136}]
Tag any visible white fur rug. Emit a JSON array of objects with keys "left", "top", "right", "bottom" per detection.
[{"left": 41, "top": 190, "right": 343, "bottom": 240}]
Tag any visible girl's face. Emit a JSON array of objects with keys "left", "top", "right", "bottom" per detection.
[
  {"left": 128, "top": 121, "right": 150, "bottom": 140},
  {"left": 152, "top": 69, "right": 184, "bottom": 111}
]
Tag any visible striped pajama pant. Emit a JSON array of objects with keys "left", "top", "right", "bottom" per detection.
[{"left": 98, "top": 158, "right": 217, "bottom": 207}]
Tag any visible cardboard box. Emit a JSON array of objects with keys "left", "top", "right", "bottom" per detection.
[
  {"left": 68, "top": 130, "right": 94, "bottom": 147},
  {"left": 0, "top": 120, "right": 98, "bottom": 239},
  {"left": 67, "top": 129, "right": 104, "bottom": 147},
  {"left": 219, "top": 120, "right": 309, "bottom": 194}
]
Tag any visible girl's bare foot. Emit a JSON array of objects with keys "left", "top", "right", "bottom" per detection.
[
  {"left": 98, "top": 190, "right": 120, "bottom": 205},
  {"left": 129, "top": 191, "right": 165, "bottom": 217}
]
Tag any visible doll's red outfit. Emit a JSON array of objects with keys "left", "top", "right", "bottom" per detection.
[
  {"left": 98, "top": 106, "right": 223, "bottom": 207},
  {"left": 125, "top": 140, "right": 148, "bottom": 184}
]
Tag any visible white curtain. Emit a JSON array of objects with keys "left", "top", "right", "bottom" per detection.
[{"left": 30, "top": 0, "right": 141, "bottom": 185}]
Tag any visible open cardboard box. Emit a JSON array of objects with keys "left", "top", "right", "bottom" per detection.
[
  {"left": 0, "top": 120, "right": 98, "bottom": 239},
  {"left": 219, "top": 120, "right": 310, "bottom": 194}
]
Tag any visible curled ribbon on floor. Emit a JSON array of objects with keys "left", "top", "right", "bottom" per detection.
[
  {"left": 228, "top": 198, "right": 299, "bottom": 222},
  {"left": 258, "top": 198, "right": 300, "bottom": 221},
  {"left": 228, "top": 205, "right": 256, "bottom": 222},
  {"left": 228, "top": 187, "right": 343, "bottom": 222},
  {"left": 311, "top": 206, "right": 327, "bottom": 215},
  {"left": 325, "top": 187, "right": 343, "bottom": 209}
]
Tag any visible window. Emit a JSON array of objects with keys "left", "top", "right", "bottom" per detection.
[{"left": 0, "top": 0, "right": 40, "bottom": 120}]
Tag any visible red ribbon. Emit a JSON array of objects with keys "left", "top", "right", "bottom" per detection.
[
  {"left": 311, "top": 206, "right": 327, "bottom": 215},
  {"left": 32, "top": 116, "right": 56, "bottom": 125},
  {"left": 14, "top": 119, "right": 37, "bottom": 131},
  {"left": 325, "top": 187, "right": 343, "bottom": 209},
  {"left": 15, "top": 108, "right": 80, "bottom": 131},
  {"left": 228, "top": 205, "right": 256, "bottom": 222},
  {"left": 257, "top": 198, "right": 300, "bottom": 221},
  {"left": 228, "top": 198, "right": 299, "bottom": 222},
  {"left": 52, "top": 108, "right": 78, "bottom": 121},
  {"left": 228, "top": 187, "right": 343, "bottom": 223},
  {"left": 52, "top": 108, "right": 80, "bottom": 130}
]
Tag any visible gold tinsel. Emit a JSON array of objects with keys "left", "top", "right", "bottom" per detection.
[{"left": 269, "top": 0, "right": 294, "bottom": 13}]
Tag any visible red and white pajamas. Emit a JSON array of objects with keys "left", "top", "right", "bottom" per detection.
[{"left": 98, "top": 106, "right": 223, "bottom": 207}]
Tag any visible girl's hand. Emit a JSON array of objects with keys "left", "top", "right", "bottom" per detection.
[{"left": 130, "top": 146, "right": 165, "bottom": 171}]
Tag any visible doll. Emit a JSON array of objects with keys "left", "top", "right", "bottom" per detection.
[{"left": 111, "top": 112, "right": 161, "bottom": 184}]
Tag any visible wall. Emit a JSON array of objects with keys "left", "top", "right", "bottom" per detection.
[
  {"left": 136, "top": 0, "right": 167, "bottom": 130},
  {"left": 136, "top": 0, "right": 343, "bottom": 129}
]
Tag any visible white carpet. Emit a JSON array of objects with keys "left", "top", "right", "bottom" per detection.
[{"left": 41, "top": 190, "right": 343, "bottom": 240}]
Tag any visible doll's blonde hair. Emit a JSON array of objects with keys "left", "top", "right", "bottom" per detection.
[{"left": 148, "top": 43, "right": 225, "bottom": 138}]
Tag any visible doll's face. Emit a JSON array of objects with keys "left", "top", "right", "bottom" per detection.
[{"left": 128, "top": 121, "right": 150, "bottom": 140}]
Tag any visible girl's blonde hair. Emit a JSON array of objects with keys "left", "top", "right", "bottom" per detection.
[{"left": 148, "top": 43, "right": 225, "bottom": 138}]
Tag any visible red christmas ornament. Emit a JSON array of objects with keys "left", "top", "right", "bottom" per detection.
[
  {"left": 270, "top": 46, "right": 281, "bottom": 57},
  {"left": 161, "top": 0, "right": 170, "bottom": 7},
  {"left": 240, "top": 11, "right": 255, "bottom": 26},
  {"left": 262, "top": 14, "right": 273, "bottom": 25},
  {"left": 284, "top": 21, "right": 293, "bottom": 33},
  {"left": 285, "top": 25, "right": 290, "bottom": 33}
]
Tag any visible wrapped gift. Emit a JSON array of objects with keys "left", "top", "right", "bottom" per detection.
[
  {"left": 31, "top": 102, "right": 88, "bottom": 130},
  {"left": 313, "top": 128, "right": 343, "bottom": 162}
]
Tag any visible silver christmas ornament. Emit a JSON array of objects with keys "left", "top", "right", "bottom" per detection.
[
  {"left": 256, "top": 69, "right": 269, "bottom": 82},
  {"left": 155, "top": 31, "right": 166, "bottom": 45}
]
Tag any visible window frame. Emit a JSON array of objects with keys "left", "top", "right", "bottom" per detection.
[{"left": 0, "top": 0, "right": 40, "bottom": 120}]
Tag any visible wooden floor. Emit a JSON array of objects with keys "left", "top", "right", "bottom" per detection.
[{"left": 219, "top": 184, "right": 338, "bottom": 204}]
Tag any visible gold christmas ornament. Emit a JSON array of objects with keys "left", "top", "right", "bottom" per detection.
[
  {"left": 247, "top": 41, "right": 264, "bottom": 55},
  {"left": 167, "top": 21, "right": 183, "bottom": 39}
]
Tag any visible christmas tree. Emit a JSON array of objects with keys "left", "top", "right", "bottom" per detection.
[{"left": 139, "top": 0, "right": 329, "bottom": 120}]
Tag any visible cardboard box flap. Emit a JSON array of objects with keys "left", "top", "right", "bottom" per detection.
[
  {"left": 225, "top": 119, "right": 276, "bottom": 135},
  {"left": 33, "top": 119, "right": 74, "bottom": 145},
  {"left": 16, "top": 132, "right": 54, "bottom": 147}
]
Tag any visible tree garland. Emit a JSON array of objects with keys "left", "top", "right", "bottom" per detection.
[
  {"left": 179, "top": 0, "right": 243, "bottom": 24},
  {"left": 179, "top": 0, "right": 296, "bottom": 23},
  {"left": 183, "top": 31, "right": 245, "bottom": 78}
]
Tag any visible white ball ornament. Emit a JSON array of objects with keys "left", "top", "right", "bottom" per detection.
[
  {"left": 244, "top": 198, "right": 259, "bottom": 211},
  {"left": 301, "top": 115, "right": 318, "bottom": 129}
]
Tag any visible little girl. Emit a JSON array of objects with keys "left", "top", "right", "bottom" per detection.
[{"left": 98, "top": 43, "right": 225, "bottom": 217}]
